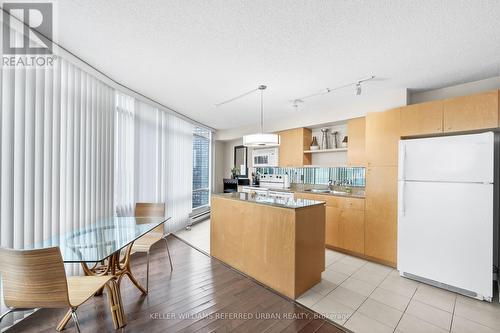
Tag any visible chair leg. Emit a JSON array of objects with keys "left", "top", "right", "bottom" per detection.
[
  {"left": 146, "top": 250, "right": 150, "bottom": 293},
  {"left": 71, "top": 308, "right": 81, "bottom": 333},
  {"left": 0, "top": 308, "right": 13, "bottom": 323},
  {"left": 164, "top": 237, "right": 173, "bottom": 272},
  {"left": 56, "top": 309, "right": 72, "bottom": 331}
]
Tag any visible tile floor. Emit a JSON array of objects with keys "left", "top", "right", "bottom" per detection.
[
  {"left": 174, "top": 218, "right": 210, "bottom": 253},
  {"left": 175, "top": 220, "right": 500, "bottom": 333}
]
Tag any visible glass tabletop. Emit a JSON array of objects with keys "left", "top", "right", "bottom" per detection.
[{"left": 27, "top": 216, "right": 171, "bottom": 263}]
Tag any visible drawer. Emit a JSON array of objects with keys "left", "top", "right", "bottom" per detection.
[{"left": 295, "top": 192, "right": 364, "bottom": 209}]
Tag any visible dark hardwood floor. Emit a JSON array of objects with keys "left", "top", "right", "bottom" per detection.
[{"left": 6, "top": 236, "right": 347, "bottom": 333}]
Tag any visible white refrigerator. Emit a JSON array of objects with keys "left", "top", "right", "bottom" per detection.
[{"left": 397, "top": 132, "right": 495, "bottom": 301}]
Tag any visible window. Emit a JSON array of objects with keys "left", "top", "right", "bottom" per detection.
[{"left": 192, "top": 127, "right": 211, "bottom": 208}]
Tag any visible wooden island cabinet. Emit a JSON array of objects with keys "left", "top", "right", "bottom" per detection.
[{"left": 211, "top": 193, "right": 325, "bottom": 299}]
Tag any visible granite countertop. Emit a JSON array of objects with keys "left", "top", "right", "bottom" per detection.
[
  {"left": 241, "top": 186, "right": 365, "bottom": 199},
  {"left": 295, "top": 190, "right": 366, "bottom": 199},
  {"left": 213, "top": 192, "right": 325, "bottom": 209}
]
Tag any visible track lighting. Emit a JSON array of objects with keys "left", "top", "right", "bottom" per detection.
[
  {"left": 292, "top": 75, "right": 375, "bottom": 106},
  {"left": 356, "top": 82, "right": 362, "bottom": 96}
]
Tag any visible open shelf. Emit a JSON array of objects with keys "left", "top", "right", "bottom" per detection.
[{"left": 304, "top": 148, "right": 348, "bottom": 153}]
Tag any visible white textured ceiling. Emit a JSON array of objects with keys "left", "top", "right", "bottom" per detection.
[{"left": 56, "top": 0, "right": 500, "bottom": 130}]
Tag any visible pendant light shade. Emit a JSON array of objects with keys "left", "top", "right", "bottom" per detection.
[
  {"left": 243, "top": 133, "right": 280, "bottom": 147},
  {"left": 243, "top": 85, "right": 280, "bottom": 147}
]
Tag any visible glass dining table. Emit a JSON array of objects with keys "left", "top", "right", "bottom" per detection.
[{"left": 28, "top": 216, "right": 171, "bottom": 330}]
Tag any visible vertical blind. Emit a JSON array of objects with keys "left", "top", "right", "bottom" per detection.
[
  {"left": 0, "top": 57, "right": 115, "bottom": 248},
  {"left": 155, "top": 107, "right": 194, "bottom": 233},
  {"left": 114, "top": 92, "right": 135, "bottom": 217},
  {"left": 0, "top": 57, "right": 115, "bottom": 328}
]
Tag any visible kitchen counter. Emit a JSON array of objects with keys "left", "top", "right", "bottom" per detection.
[
  {"left": 212, "top": 192, "right": 324, "bottom": 209},
  {"left": 295, "top": 189, "right": 366, "bottom": 199},
  {"left": 241, "top": 186, "right": 366, "bottom": 199}
]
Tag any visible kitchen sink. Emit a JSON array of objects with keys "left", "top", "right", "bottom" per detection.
[
  {"left": 331, "top": 190, "right": 349, "bottom": 195},
  {"left": 307, "top": 189, "right": 331, "bottom": 193},
  {"left": 305, "top": 189, "right": 350, "bottom": 195}
]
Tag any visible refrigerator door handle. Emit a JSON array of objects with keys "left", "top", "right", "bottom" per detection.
[
  {"left": 402, "top": 143, "right": 407, "bottom": 181},
  {"left": 399, "top": 181, "right": 406, "bottom": 216}
]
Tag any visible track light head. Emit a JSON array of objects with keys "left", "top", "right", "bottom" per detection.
[{"left": 356, "top": 82, "right": 362, "bottom": 96}]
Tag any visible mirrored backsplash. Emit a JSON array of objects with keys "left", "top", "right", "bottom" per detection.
[{"left": 255, "top": 167, "right": 366, "bottom": 187}]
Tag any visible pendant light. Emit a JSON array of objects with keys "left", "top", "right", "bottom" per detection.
[{"left": 242, "top": 85, "right": 280, "bottom": 147}]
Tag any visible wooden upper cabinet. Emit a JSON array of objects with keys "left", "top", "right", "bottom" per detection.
[
  {"left": 278, "top": 128, "right": 312, "bottom": 167},
  {"left": 400, "top": 101, "right": 443, "bottom": 136},
  {"left": 347, "top": 117, "right": 366, "bottom": 166},
  {"left": 443, "top": 90, "right": 499, "bottom": 133},
  {"left": 365, "top": 108, "right": 401, "bottom": 167}
]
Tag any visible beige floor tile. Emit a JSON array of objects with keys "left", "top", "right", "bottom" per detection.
[
  {"left": 296, "top": 289, "right": 324, "bottom": 308},
  {"left": 326, "top": 286, "right": 367, "bottom": 309},
  {"left": 397, "top": 313, "right": 449, "bottom": 333},
  {"left": 325, "top": 249, "right": 345, "bottom": 265},
  {"left": 311, "top": 297, "right": 355, "bottom": 325},
  {"left": 358, "top": 298, "right": 403, "bottom": 328},
  {"left": 341, "top": 276, "right": 377, "bottom": 296},
  {"left": 370, "top": 287, "right": 412, "bottom": 312},
  {"left": 454, "top": 296, "right": 500, "bottom": 330},
  {"left": 379, "top": 275, "right": 419, "bottom": 297},
  {"left": 338, "top": 255, "right": 368, "bottom": 268},
  {"left": 362, "top": 261, "right": 394, "bottom": 276},
  {"left": 175, "top": 219, "right": 211, "bottom": 253},
  {"left": 413, "top": 284, "right": 456, "bottom": 312},
  {"left": 345, "top": 312, "right": 393, "bottom": 333},
  {"left": 351, "top": 268, "right": 388, "bottom": 285},
  {"left": 406, "top": 299, "right": 452, "bottom": 330},
  {"left": 389, "top": 269, "right": 403, "bottom": 278},
  {"left": 456, "top": 294, "right": 500, "bottom": 311},
  {"left": 328, "top": 261, "right": 363, "bottom": 276},
  {"left": 311, "top": 279, "right": 338, "bottom": 296},
  {"left": 451, "top": 315, "right": 499, "bottom": 333},
  {"left": 322, "top": 269, "right": 349, "bottom": 285}
]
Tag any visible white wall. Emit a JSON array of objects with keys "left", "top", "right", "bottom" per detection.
[{"left": 410, "top": 76, "right": 500, "bottom": 104}]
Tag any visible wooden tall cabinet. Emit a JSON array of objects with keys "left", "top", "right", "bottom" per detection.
[
  {"left": 347, "top": 117, "right": 366, "bottom": 166},
  {"left": 278, "top": 128, "right": 312, "bottom": 167},
  {"left": 365, "top": 108, "right": 401, "bottom": 167},
  {"left": 364, "top": 108, "right": 400, "bottom": 267},
  {"left": 365, "top": 166, "right": 398, "bottom": 266},
  {"left": 400, "top": 101, "right": 443, "bottom": 136},
  {"left": 443, "top": 90, "right": 499, "bottom": 133}
]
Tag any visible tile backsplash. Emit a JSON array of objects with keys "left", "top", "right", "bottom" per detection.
[{"left": 255, "top": 167, "right": 365, "bottom": 187}]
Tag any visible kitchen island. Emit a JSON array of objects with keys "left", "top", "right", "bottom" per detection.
[{"left": 211, "top": 192, "right": 326, "bottom": 299}]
